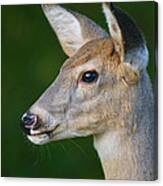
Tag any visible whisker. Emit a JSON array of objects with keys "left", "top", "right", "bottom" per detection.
[
  {"left": 21, "top": 134, "right": 41, "bottom": 167},
  {"left": 58, "top": 142, "right": 68, "bottom": 153},
  {"left": 40, "top": 145, "right": 47, "bottom": 164},
  {"left": 45, "top": 144, "right": 52, "bottom": 162},
  {"left": 68, "top": 139, "right": 88, "bottom": 157}
]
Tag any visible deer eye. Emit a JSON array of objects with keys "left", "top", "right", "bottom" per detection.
[{"left": 81, "top": 70, "right": 98, "bottom": 83}]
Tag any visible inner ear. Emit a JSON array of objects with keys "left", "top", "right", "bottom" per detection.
[
  {"left": 102, "top": 3, "right": 148, "bottom": 73},
  {"left": 42, "top": 4, "right": 108, "bottom": 57},
  {"left": 102, "top": 3, "right": 124, "bottom": 62}
]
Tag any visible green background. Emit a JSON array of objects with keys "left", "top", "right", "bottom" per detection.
[{"left": 2, "top": 2, "right": 157, "bottom": 179}]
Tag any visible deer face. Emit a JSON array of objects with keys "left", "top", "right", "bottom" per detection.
[
  {"left": 22, "top": 38, "right": 119, "bottom": 145},
  {"left": 21, "top": 4, "right": 148, "bottom": 145}
]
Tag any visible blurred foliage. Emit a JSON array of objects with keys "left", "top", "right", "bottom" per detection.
[{"left": 2, "top": 2, "right": 157, "bottom": 179}]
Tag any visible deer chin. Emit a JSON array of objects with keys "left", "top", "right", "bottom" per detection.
[
  {"left": 26, "top": 123, "right": 74, "bottom": 145},
  {"left": 27, "top": 131, "right": 68, "bottom": 145},
  {"left": 27, "top": 124, "right": 62, "bottom": 145},
  {"left": 27, "top": 133, "right": 50, "bottom": 145},
  {"left": 27, "top": 124, "right": 92, "bottom": 145}
]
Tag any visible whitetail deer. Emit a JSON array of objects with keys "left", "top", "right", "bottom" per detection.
[{"left": 21, "top": 3, "right": 156, "bottom": 180}]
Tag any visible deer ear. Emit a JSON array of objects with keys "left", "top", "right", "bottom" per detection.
[
  {"left": 102, "top": 3, "right": 148, "bottom": 73},
  {"left": 102, "top": 3, "right": 124, "bottom": 62},
  {"left": 42, "top": 4, "right": 108, "bottom": 57}
]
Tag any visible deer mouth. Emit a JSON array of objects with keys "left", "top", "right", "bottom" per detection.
[
  {"left": 26, "top": 124, "right": 61, "bottom": 145},
  {"left": 27, "top": 133, "right": 50, "bottom": 145},
  {"left": 30, "top": 124, "right": 60, "bottom": 136}
]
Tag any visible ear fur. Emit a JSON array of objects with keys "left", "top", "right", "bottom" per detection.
[
  {"left": 102, "top": 3, "right": 124, "bottom": 62},
  {"left": 42, "top": 4, "right": 108, "bottom": 57},
  {"left": 102, "top": 3, "right": 149, "bottom": 73}
]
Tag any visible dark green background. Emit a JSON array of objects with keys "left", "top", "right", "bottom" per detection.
[{"left": 2, "top": 2, "right": 157, "bottom": 179}]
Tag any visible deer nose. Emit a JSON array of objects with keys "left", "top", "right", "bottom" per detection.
[{"left": 21, "top": 112, "right": 38, "bottom": 134}]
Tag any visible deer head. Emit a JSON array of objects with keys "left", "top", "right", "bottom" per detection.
[{"left": 21, "top": 3, "right": 148, "bottom": 145}]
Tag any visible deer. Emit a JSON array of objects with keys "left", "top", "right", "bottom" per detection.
[{"left": 21, "top": 3, "right": 157, "bottom": 180}]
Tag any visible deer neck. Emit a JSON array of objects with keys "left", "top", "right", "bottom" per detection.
[
  {"left": 93, "top": 75, "right": 156, "bottom": 180},
  {"left": 94, "top": 124, "right": 155, "bottom": 180}
]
